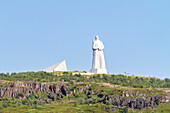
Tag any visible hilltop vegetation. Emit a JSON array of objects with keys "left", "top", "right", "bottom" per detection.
[
  {"left": 0, "top": 71, "right": 169, "bottom": 113},
  {"left": 0, "top": 71, "right": 169, "bottom": 88}
]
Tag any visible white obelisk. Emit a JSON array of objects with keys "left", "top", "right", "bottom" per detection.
[{"left": 90, "top": 36, "right": 107, "bottom": 74}]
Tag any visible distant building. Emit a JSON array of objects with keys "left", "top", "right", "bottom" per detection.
[{"left": 42, "top": 60, "right": 67, "bottom": 72}]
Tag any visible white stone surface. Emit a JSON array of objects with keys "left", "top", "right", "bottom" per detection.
[
  {"left": 42, "top": 60, "right": 67, "bottom": 72},
  {"left": 90, "top": 36, "right": 107, "bottom": 74}
]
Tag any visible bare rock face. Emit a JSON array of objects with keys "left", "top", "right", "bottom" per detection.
[
  {"left": 0, "top": 80, "right": 65, "bottom": 99},
  {"left": 0, "top": 80, "right": 168, "bottom": 110},
  {"left": 95, "top": 88, "right": 168, "bottom": 110},
  {"left": 121, "top": 98, "right": 131, "bottom": 106},
  {"left": 0, "top": 80, "right": 90, "bottom": 100},
  {"left": 107, "top": 94, "right": 168, "bottom": 109}
]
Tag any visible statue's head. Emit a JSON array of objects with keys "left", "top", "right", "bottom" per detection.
[{"left": 95, "top": 35, "right": 99, "bottom": 40}]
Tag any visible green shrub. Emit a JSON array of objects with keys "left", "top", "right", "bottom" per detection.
[
  {"left": 119, "top": 107, "right": 128, "bottom": 113},
  {"left": 18, "top": 93, "right": 24, "bottom": 97},
  {"left": 10, "top": 84, "right": 14, "bottom": 87},
  {"left": 156, "top": 100, "right": 160, "bottom": 105}
]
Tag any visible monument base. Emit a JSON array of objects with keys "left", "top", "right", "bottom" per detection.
[{"left": 90, "top": 68, "right": 107, "bottom": 74}]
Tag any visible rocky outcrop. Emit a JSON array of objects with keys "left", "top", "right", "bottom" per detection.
[
  {"left": 85, "top": 89, "right": 169, "bottom": 110},
  {"left": 0, "top": 81, "right": 58, "bottom": 98},
  {"left": 0, "top": 80, "right": 168, "bottom": 110},
  {"left": 0, "top": 80, "right": 90, "bottom": 100},
  {"left": 103, "top": 92, "right": 168, "bottom": 109}
]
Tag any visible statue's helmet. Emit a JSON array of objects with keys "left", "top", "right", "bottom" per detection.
[{"left": 95, "top": 35, "right": 99, "bottom": 40}]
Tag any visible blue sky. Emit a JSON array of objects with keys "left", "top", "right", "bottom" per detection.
[{"left": 0, "top": 1, "right": 169, "bottom": 79}]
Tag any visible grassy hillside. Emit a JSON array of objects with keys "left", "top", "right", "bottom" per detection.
[
  {"left": 0, "top": 102, "right": 169, "bottom": 113},
  {"left": 0, "top": 71, "right": 169, "bottom": 113},
  {"left": 0, "top": 71, "right": 169, "bottom": 88},
  {"left": 0, "top": 81, "right": 169, "bottom": 113}
]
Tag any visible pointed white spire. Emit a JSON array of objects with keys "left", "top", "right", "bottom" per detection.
[{"left": 42, "top": 60, "right": 67, "bottom": 72}]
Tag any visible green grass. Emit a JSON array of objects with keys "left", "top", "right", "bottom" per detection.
[
  {"left": 0, "top": 102, "right": 120, "bottom": 113},
  {"left": 128, "top": 102, "right": 170, "bottom": 113},
  {"left": 0, "top": 71, "right": 169, "bottom": 113},
  {"left": 2, "top": 102, "right": 169, "bottom": 113},
  {"left": 143, "top": 102, "right": 170, "bottom": 113},
  {"left": 0, "top": 82, "right": 168, "bottom": 113},
  {"left": 0, "top": 71, "right": 170, "bottom": 88},
  {"left": 53, "top": 71, "right": 85, "bottom": 75}
]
